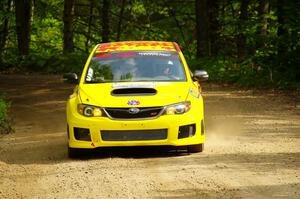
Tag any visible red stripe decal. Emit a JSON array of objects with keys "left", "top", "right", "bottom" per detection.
[
  {"left": 95, "top": 53, "right": 112, "bottom": 58},
  {"left": 116, "top": 53, "right": 137, "bottom": 57}
]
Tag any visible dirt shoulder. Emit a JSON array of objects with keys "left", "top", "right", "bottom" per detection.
[{"left": 0, "top": 75, "right": 299, "bottom": 198}]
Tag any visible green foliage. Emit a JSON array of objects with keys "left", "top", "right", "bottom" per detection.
[
  {"left": 0, "top": 0, "right": 299, "bottom": 90},
  {"left": 43, "top": 52, "right": 89, "bottom": 74},
  {"left": 31, "top": 17, "right": 63, "bottom": 57},
  {"left": 189, "top": 53, "right": 299, "bottom": 89},
  {"left": 0, "top": 95, "right": 12, "bottom": 134},
  {"left": 188, "top": 57, "right": 238, "bottom": 82}
]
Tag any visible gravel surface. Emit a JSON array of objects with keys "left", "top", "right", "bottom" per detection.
[{"left": 0, "top": 75, "right": 299, "bottom": 199}]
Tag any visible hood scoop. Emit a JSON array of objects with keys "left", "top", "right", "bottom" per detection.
[{"left": 111, "top": 88, "right": 157, "bottom": 96}]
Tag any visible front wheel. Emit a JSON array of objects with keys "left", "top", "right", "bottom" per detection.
[
  {"left": 187, "top": 144, "right": 204, "bottom": 153},
  {"left": 68, "top": 147, "right": 83, "bottom": 158}
]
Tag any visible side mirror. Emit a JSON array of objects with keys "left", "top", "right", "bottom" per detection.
[
  {"left": 193, "top": 70, "right": 209, "bottom": 82},
  {"left": 63, "top": 73, "right": 79, "bottom": 84}
]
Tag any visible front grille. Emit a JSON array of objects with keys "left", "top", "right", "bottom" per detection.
[
  {"left": 103, "top": 107, "right": 164, "bottom": 119},
  {"left": 101, "top": 129, "right": 168, "bottom": 141}
]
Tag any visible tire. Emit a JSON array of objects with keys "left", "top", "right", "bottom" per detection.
[
  {"left": 187, "top": 144, "right": 204, "bottom": 153},
  {"left": 68, "top": 147, "right": 82, "bottom": 159}
]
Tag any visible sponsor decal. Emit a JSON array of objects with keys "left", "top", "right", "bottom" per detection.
[
  {"left": 138, "top": 52, "right": 172, "bottom": 57},
  {"left": 96, "top": 41, "right": 176, "bottom": 53},
  {"left": 127, "top": 100, "right": 140, "bottom": 106},
  {"left": 94, "top": 52, "right": 177, "bottom": 58},
  {"left": 189, "top": 88, "right": 200, "bottom": 99},
  {"left": 116, "top": 53, "right": 137, "bottom": 57}
]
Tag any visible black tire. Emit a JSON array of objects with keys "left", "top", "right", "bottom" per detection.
[
  {"left": 187, "top": 144, "right": 204, "bottom": 153},
  {"left": 68, "top": 147, "right": 82, "bottom": 159}
]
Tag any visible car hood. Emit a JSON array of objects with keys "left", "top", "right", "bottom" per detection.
[{"left": 78, "top": 82, "right": 190, "bottom": 107}]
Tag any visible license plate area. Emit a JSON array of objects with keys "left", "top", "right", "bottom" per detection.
[{"left": 101, "top": 129, "right": 167, "bottom": 141}]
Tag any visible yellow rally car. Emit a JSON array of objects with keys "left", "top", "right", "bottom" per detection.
[{"left": 64, "top": 41, "right": 208, "bottom": 158}]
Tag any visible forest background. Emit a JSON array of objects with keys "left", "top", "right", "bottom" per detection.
[{"left": 0, "top": 0, "right": 299, "bottom": 89}]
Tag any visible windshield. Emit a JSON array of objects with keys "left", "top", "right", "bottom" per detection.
[{"left": 85, "top": 51, "right": 186, "bottom": 83}]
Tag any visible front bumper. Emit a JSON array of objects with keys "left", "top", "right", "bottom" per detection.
[{"left": 67, "top": 105, "right": 205, "bottom": 149}]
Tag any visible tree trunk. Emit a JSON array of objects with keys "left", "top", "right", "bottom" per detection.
[
  {"left": 255, "top": 0, "right": 269, "bottom": 50},
  {"left": 0, "top": 0, "right": 12, "bottom": 55},
  {"left": 208, "top": 0, "right": 219, "bottom": 56},
  {"left": 196, "top": 0, "right": 209, "bottom": 58},
  {"left": 63, "top": 0, "right": 75, "bottom": 54},
  {"left": 102, "top": 0, "right": 110, "bottom": 43},
  {"left": 277, "top": 0, "right": 289, "bottom": 71},
  {"left": 237, "top": 0, "right": 250, "bottom": 60},
  {"left": 85, "top": 0, "right": 94, "bottom": 52},
  {"left": 116, "top": 0, "right": 126, "bottom": 41},
  {"left": 15, "top": 0, "right": 32, "bottom": 56},
  {"left": 259, "top": 0, "right": 269, "bottom": 36}
]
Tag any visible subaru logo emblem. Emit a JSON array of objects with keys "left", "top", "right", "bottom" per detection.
[
  {"left": 128, "top": 108, "right": 140, "bottom": 114},
  {"left": 127, "top": 100, "right": 140, "bottom": 106}
]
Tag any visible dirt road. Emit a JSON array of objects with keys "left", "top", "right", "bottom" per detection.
[{"left": 0, "top": 75, "right": 299, "bottom": 198}]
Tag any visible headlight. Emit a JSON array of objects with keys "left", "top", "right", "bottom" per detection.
[
  {"left": 77, "top": 104, "right": 103, "bottom": 117},
  {"left": 164, "top": 101, "right": 191, "bottom": 115}
]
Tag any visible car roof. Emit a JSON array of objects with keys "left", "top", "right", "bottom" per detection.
[{"left": 95, "top": 41, "right": 177, "bottom": 53}]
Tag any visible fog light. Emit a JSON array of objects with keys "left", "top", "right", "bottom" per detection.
[
  {"left": 178, "top": 124, "right": 196, "bottom": 139},
  {"left": 74, "top": 127, "right": 91, "bottom": 141}
]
